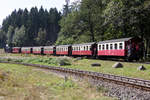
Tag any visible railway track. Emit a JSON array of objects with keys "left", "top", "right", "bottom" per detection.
[{"left": 0, "top": 61, "right": 150, "bottom": 92}]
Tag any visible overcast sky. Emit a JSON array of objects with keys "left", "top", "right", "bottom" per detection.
[{"left": 0, "top": 0, "right": 76, "bottom": 25}]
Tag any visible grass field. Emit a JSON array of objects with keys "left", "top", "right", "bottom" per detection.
[
  {"left": 1, "top": 53, "right": 150, "bottom": 80},
  {"left": 0, "top": 49, "right": 4, "bottom": 54},
  {"left": 0, "top": 63, "right": 115, "bottom": 100}
]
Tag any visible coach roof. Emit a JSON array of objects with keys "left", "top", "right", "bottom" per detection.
[
  {"left": 98, "top": 37, "right": 132, "bottom": 44},
  {"left": 72, "top": 42, "right": 96, "bottom": 46},
  {"left": 56, "top": 44, "right": 71, "bottom": 47}
]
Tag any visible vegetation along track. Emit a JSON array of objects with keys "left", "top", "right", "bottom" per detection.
[{"left": 0, "top": 61, "right": 150, "bottom": 92}]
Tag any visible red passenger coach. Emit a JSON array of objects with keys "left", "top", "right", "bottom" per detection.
[
  {"left": 56, "top": 45, "right": 72, "bottom": 56},
  {"left": 97, "top": 37, "right": 143, "bottom": 60},
  {"left": 43, "top": 46, "right": 55, "bottom": 55},
  {"left": 12, "top": 47, "right": 21, "bottom": 53},
  {"left": 72, "top": 42, "right": 97, "bottom": 56},
  {"left": 21, "top": 47, "right": 32, "bottom": 54},
  {"left": 32, "top": 47, "right": 43, "bottom": 54}
]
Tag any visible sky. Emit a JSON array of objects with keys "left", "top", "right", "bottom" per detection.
[{"left": 0, "top": 0, "right": 76, "bottom": 26}]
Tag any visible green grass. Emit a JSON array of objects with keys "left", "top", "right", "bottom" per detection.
[
  {"left": 1, "top": 53, "right": 150, "bottom": 80},
  {"left": 0, "top": 63, "right": 114, "bottom": 100},
  {"left": 21, "top": 56, "right": 150, "bottom": 80}
]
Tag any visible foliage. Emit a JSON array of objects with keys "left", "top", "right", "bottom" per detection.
[
  {"left": 1, "top": 0, "right": 150, "bottom": 57},
  {"left": 12, "top": 25, "right": 27, "bottom": 46},
  {"left": 6, "top": 26, "right": 14, "bottom": 47},
  {"left": 35, "top": 28, "right": 47, "bottom": 46},
  {"left": 1, "top": 7, "right": 61, "bottom": 47},
  {"left": 57, "top": 0, "right": 150, "bottom": 57},
  {"left": 0, "top": 30, "right": 6, "bottom": 48}
]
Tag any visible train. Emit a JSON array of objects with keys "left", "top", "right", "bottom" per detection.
[{"left": 5, "top": 37, "right": 144, "bottom": 61}]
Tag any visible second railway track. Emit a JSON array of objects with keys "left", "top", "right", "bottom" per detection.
[{"left": 0, "top": 61, "right": 150, "bottom": 92}]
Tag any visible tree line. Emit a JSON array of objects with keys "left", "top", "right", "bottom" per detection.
[
  {"left": 0, "top": 6, "right": 61, "bottom": 47},
  {"left": 0, "top": 0, "right": 150, "bottom": 56},
  {"left": 56, "top": 0, "right": 150, "bottom": 56}
]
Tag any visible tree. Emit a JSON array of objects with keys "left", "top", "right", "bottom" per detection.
[
  {"left": 35, "top": 28, "right": 47, "bottom": 46},
  {"left": 12, "top": 25, "right": 27, "bottom": 46},
  {"left": 7, "top": 25, "right": 14, "bottom": 47},
  {"left": 63, "top": 0, "right": 71, "bottom": 16},
  {"left": 2, "top": 7, "right": 61, "bottom": 47},
  {"left": 0, "top": 29, "right": 6, "bottom": 48}
]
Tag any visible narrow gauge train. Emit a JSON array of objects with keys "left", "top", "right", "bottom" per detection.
[{"left": 9, "top": 37, "right": 144, "bottom": 61}]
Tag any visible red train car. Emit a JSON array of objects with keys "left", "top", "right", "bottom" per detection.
[
  {"left": 43, "top": 46, "right": 55, "bottom": 55},
  {"left": 32, "top": 47, "right": 43, "bottom": 54},
  {"left": 97, "top": 37, "right": 143, "bottom": 60},
  {"left": 12, "top": 47, "right": 21, "bottom": 53},
  {"left": 21, "top": 47, "right": 32, "bottom": 54},
  {"left": 72, "top": 42, "right": 97, "bottom": 56},
  {"left": 56, "top": 45, "right": 72, "bottom": 56}
]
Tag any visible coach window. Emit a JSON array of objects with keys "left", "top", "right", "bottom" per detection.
[
  {"left": 99, "top": 45, "right": 101, "bottom": 50},
  {"left": 119, "top": 43, "right": 123, "bottom": 49},
  {"left": 86, "top": 46, "right": 88, "bottom": 51},
  {"left": 110, "top": 44, "right": 113, "bottom": 50},
  {"left": 106, "top": 44, "right": 109, "bottom": 50},
  {"left": 102, "top": 45, "right": 105, "bottom": 50},
  {"left": 114, "top": 43, "right": 117, "bottom": 49}
]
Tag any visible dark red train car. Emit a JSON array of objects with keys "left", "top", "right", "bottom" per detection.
[
  {"left": 56, "top": 45, "right": 72, "bottom": 56},
  {"left": 21, "top": 47, "right": 32, "bottom": 54},
  {"left": 43, "top": 46, "right": 55, "bottom": 55},
  {"left": 32, "top": 47, "right": 43, "bottom": 54},
  {"left": 72, "top": 42, "right": 97, "bottom": 56},
  {"left": 97, "top": 37, "right": 143, "bottom": 60},
  {"left": 12, "top": 47, "right": 21, "bottom": 53}
]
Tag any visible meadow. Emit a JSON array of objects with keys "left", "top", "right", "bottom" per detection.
[
  {"left": 0, "top": 53, "right": 150, "bottom": 80},
  {"left": 0, "top": 63, "right": 115, "bottom": 100}
]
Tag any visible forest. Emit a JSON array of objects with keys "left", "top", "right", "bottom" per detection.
[{"left": 0, "top": 0, "right": 150, "bottom": 55}]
